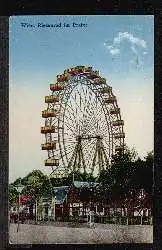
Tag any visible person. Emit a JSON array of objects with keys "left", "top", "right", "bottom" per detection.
[
  {"left": 20, "top": 209, "right": 26, "bottom": 224},
  {"left": 13, "top": 212, "right": 18, "bottom": 223}
]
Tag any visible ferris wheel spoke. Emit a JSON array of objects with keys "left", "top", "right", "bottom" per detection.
[
  {"left": 63, "top": 143, "right": 87, "bottom": 162},
  {"left": 62, "top": 105, "right": 79, "bottom": 130},
  {"left": 62, "top": 120, "right": 78, "bottom": 137},
  {"left": 62, "top": 141, "right": 77, "bottom": 152},
  {"left": 81, "top": 139, "right": 96, "bottom": 153},
  {"left": 82, "top": 108, "right": 106, "bottom": 136},
  {"left": 62, "top": 99, "right": 78, "bottom": 122},
  {"left": 81, "top": 85, "right": 95, "bottom": 112},
  {"left": 71, "top": 138, "right": 97, "bottom": 170},
  {"left": 82, "top": 111, "right": 102, "bottom": 133},
  {"left": 68, "top": 101, "right": 85, "bottom": 135},
  {"left": 60, "top": 147, "right": 77, "bottom": 161},
  {"left": 59, "top": 138, "right": 77, "bottom": 144},
  {"left": 98, "top": 124, "right": 110, "bottom": 137},
  {"left": 63, "top": 108, "right": 77, "bottom": 127},
  {"left": 62, "top": 117, "right": 77, "bottom": 131},
  {"left": 69, "top": 93, "right": 85, "bottom": 126},
  {"left": 103, "top": 139, "right": 112, "bottom": 152},
  {"left": 82, "top": 95, "right": 104, "bottom": 126},
  {"left": 67, "top": 98, "right": 81, "bottom": 128},
  {"left": 97, "top": 117, "right": 110, "bottom": 132},
  {"left": 84, "top": 142, "right": 96, "bottom": 164},
  {"left": 81, "top": 103, "right": 101, "bottom": 134},
  {"left": 63, "top": 133, "right": 76, "bottom": 140},
  {"left": 76, "top": 87, "right": 89, "bottom": 119},
  {"left": 62, "top": 112, "right": 77, "bottom": 125},
  {"left": 63, "top": 143, "right": 76, "bottom": 152},
  {"left": 80, "top": 83, "right": 90, "bottom": 122},
  {"left": 62, "top": 120, "right": 78, "bottom": 136},
  {"left": 74, "top": 92, "right": 77, "bottom": 121},
  {"left": 88, "top": 105, "right": 109, "bottom": 131}
]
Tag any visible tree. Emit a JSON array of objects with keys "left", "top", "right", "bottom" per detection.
[
  {"left": 9, "top": 184, "right": 19, "bottom": 205},
  {"left": 9, "top": 148, "right": 153, "bottom": 206},
  {"left": 24, "top": 171, "right": 51, "bottom": 200},
  {"left": 50, "top": 170, "right": 96, "bottom": 187},
  {"left": 130, "top": 151, "right": 153, "bottom": 196},
  {"left": 97, "top": 146, "right": 139, "bottom": 201},
  {"left": 144, "top": 150, "right": 153, "bottom": 195}
]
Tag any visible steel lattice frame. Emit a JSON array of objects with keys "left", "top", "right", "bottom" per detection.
[{"left": 41, "top": 66, "right": 125, "bottom": 176}]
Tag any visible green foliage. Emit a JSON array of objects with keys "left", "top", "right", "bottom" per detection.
[
  {"left": 9, "top": 169, "right": 97, "bottom": 204},
  {"left": 97, "top": 146, "right": 153, "bottom": 201},
  {"left": 9, "top": 148, "right": 153, "bottom": 204},
  {"left": 130, "top": 151, "right": 153, "bottom": 195},
  {"left": 49, "top": 170, "right": 96, "bottom": 187},
  {"left": 24, "top": 171, "right": 51, "bottom": 199},
  {"left": 10, "top": 170, "right": 52, "bottom": 202},
  {"left": 9, "top": 184, "right": 19, "bottom": 205}
]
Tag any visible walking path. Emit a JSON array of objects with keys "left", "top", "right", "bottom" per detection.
[{"left": 9, "top": 222, "right": 153, "bottom": 244}]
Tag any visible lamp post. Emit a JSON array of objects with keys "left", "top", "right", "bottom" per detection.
[
  {"left": 87, "top": 182, "right": 93, "bottom": 228},
  {"left": 48, "top": 174, "right": 56, "bottom": 222},
  {"left": 35, "top": 198, "right": 38, "bottom": 224},
  {"left": 51, "top": 195, "right": 56, "bottom": 221},
  {"left": 15, "top": 178, "right": 24, "bottom": 232}
]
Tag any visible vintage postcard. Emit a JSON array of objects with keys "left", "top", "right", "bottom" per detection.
[{"left": 9, "top": 15, "right": 154, "bottom": 244}]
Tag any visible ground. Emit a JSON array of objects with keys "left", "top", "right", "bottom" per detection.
[{"left": 9, "top": 222, "right": 153, "bottom": 244}]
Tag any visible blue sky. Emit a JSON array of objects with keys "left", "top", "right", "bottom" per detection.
[{"left": 9, "top": 15, "right": 154, "bottom": 182}]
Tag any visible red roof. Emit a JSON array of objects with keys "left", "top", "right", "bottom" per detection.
[{"left": 16, "top": 196, "right": 34, "bottom": 204}]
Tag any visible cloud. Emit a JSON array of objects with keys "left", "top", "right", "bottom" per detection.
[
  {"left": 109, "top": 47, "right": 120, "bottom": 55},
  {"left": 104, "top": 32, "right": 148, "bottom": 60},
  {"left": 113, "top": 32, "right": 147, "bottom": 49},
  {"left": 130, "top": 45, "right": 138, "bottom": 54},
  {"left": 104, "top": 44, "right": 120, "bottom": 55}
]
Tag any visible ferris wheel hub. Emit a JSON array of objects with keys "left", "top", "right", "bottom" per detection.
[{"left": 76, "top": 135, "right": 103, "bottom": 141}]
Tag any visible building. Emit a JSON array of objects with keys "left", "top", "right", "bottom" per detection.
[
  {"left": 22, "top": 184, "right": 152, "bottom": 222},
  {"left": 51, "top": 181, "right": 99, "bottom": 220}
]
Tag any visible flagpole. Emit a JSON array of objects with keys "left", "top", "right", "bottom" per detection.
[
  {"left": 54, "top": 196, "right": 55, "bottom": 221},
  {"left": 17, "top": 191, "right": 20, "bottom": 232},
  {"left": 15, "top": 179, "right": 24, "bottom": 233},
  {"left": 35, "top": 199, "right": 37, "bottom": 224},
  {"left": 51, "top": 196, "right": 55, "bottom": 221}
]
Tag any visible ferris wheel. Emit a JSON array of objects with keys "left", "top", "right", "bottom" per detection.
[{"left": 41, "top": 66, "right": 125, "bottom": 176}]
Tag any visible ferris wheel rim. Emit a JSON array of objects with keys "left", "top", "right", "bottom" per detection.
[{"left": 41, "top": 66, "right": 125, "bottom": 176}]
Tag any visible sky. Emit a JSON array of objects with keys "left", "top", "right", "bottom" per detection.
[{"left": 9, "top": 15, "right": 154, "bottom": 183}]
